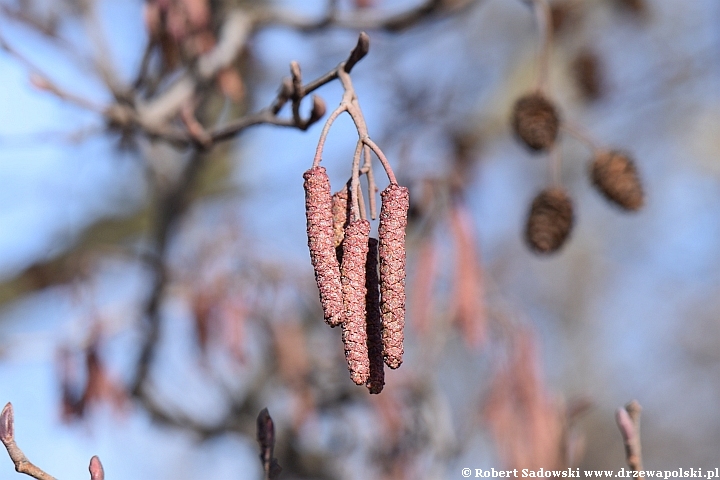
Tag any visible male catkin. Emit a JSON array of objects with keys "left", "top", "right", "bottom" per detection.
[
  {"left": 378, "top": 184, "right": 409, "bottom": 369},
  {"left": 303, "top": 167, "right": 344, "bottom": 327},
  {"left": 332, "top": 186, "right": 351, "bottom": 248},
  {"left": 341, "top": 219, "right": 371, "bottom": 385},
  {"left": 365, "top": 238, "right": 384, "bottom": 394}
]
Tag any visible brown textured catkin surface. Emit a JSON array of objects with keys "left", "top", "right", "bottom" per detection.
[
  {"left": 341, "top": 219, "right": 371, "bottom": 385},
  {"left": 511, "top": 93, "right": 560, "bottom": 152},
  {"left": 590, "top": 151, "right": 644, "bottom": 211},
  {"left": 365, "top": 238, "right": 384, "bottom": 394},
  {"left": 332, "top": 186, "right": 351, "bottom": 248},
  {"left": 303, "top": 167, "right": 344, "bottom": 327},
  {"left": 525, "top": 187, "right": 574, "bottom": 254},
  {"left": 378, "top": 184, "right": 409, "bottom": 370}
]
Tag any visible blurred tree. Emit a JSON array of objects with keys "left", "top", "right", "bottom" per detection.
[{"left": 0, "top": 0, "right": 719, "bottom": 479}]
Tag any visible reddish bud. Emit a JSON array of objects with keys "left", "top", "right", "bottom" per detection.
[
  {"left": 89, "top": 456, "right": 105, "bottom": 480},
  {"left": 0, "top": 402, "right": 13, "bottom": 444}
]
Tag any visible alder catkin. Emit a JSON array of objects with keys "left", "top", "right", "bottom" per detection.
[
  {"left": 590, "top": 150, "right": 644, "bottom": 211},
  {"left": 525, "top": 187, "right": 574, "bottom": 254},
  {"left": 365, "top": 238, "right": 384, "bottom": 394},
  {"left": 303, "top": 166, "right": 344, "bottom": 327},
  {"left": 511, "top": 93, "right": 560, "bottom": 152},
  {"left": 378, "top": 184, "right": 409, "bottom": 370},
  {"left": 341, "top": 219, "right": 371, "bottom": 386},
  {"left": 332, "top": 186, "right": 351, "bottom": 248}
]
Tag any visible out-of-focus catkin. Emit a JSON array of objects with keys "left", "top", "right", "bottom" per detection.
[
  {"left": 511, "top": 93, "right": 560, "bottom": 152},
  {"left": 378, "top": 184, "right": 409, "bottom": 370},
  {"left": 590, "top": 151, "right": 644, "bottom": 211},
  {"left": 365, "top": 237, "right": 384, "bottom": 394},
  {"left": 303, "top": 167, "right": 344, "bottom": 327},
  {"left": 525, "top": 187, "right": 574, "bottom": 254},
  {"left": 341, "top": 219, "right": 371, "bottom": 386}
]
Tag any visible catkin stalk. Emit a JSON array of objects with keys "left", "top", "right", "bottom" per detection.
[
  {"left": 304, "top": 167, "right": 344, "bottom": 327},
  {"left": 378, "top": 184, "right": 409, "bottom": 369},
  {"left": 341, "top": 219, "right": 371, "bottom": 385}
]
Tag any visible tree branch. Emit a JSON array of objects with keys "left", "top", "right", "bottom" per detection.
[
  {"left": 616, "top": 400, "right": 644, "bottom": 480},
  {"left": 0, "top": 403, "right": 57, "bottom": 480}
]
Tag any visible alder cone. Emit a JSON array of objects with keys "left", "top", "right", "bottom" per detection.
[
  {"left": 511, "top": 93, "right": 560, "bottom": 152},
  {"left": 365, "top": 238, "right": 384, "bottom": 394},
  {"left": 378, "top": 184, "right": 409, "bottom": 370},
  {"left": 341, "top": 219, "right": 371, "bottom": 386},
  {"left": 590, "top": 151, "right": 644, "bottom": 211},
  {"left": 303, "top": 167, "right": 344, "bottom": 327},
  {"left": 525, "top": 187, "right": 574, "bottom": 254}
]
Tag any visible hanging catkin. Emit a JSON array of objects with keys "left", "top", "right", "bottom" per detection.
[
  {"left": 378, "top": 184, "right": 409, "bottom": 370},
  {"left": 525, "top": 187, "right": 574, "bottom": 254},
  {"left": 590, "top": 150, "right": 644, "bottom": 211},
  {"left": 365, "top": 237, "right": 384, "bottom": 394},
  {"left": 303, "top": 167, "right": 344, "bottom": 327},
  {"left": 332, "top": 186, "right": 351, "bottom": 248},
  {"left": 511, "top": 93, "right": 560, "bottom": 152},
  {"left": 341, "top": 219, "right": 371, "bottom": 385}
]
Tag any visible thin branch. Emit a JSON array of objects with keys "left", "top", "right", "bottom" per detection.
[
  {"left": 616, "top": 400, "right": 644, "bottom": 480},
  {"left": 561, "top": 123, "right": 601, "bottom": 153},
  {"left": 261, "top": 0, "right": 482, "bottom": 33},
  {"left": 0, "top": 403, "right": 57, "bottom": 480},
  {"left": 362, "top": 145, "right": 377, "bottom": 219},
  {"left": 529, "top": 0, "right": 553, "bottom": 92}
]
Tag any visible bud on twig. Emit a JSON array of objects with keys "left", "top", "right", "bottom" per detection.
[
  {"left": 257, "top": 408, "right": 282, "bottom": 480},
  {"left": 89, "top": 456, "right": 104, "bottom": 480},
  {"left": 525, "top": 187, "right": 574, "bottom": 254},
  {"left": 308, "top": 95, "right": 327, "bottom": 124},
  {"left": 511, "top": 93, "right": 560, "bottom": 152},
  {"left": 365, "top": 238, "right": 384, "bottom": 394},
  {"left": 590, "top": 150, "right": 644, "bottom": 211},
  {"left": 304, "top": 167, "right": 344, "bottom": 326},
  {"left": 0, "top": 402, "right": 13, "bottom": 444},
  {"left": 341, "top": 219, "right": 371, "bottom": 385},
  {"left": 378, "top": 184, "right": 409, "bottom": 369}
]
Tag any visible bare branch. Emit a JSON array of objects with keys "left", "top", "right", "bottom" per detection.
[
  {"left": 262, "top": 0, "right": 482, "bottom": 33},
  {"left": 0, "top": 403, "right": 58, "bottom": 480}
]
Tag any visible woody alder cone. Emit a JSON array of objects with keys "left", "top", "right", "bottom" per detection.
[
  {"left": 304, "top": 167, "right": 344, "bottom": 327},
  {"left": 591, "top": 151, "right": 644, "bottom": 211},
  {"left": 526, "top": 187, "right": 574, "bottom": 254},
  {"left": 341, "top": 219, "right": 371, "bottom": 386},
  {"left": 379, "top": 184, "right": 409, "bottom": 370},
  {"left": 512, "top": 93, "right": 560, "bottom": 152}
]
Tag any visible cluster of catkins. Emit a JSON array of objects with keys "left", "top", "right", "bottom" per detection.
[
  {"left": 511, "top": 92, "right": 645, "bottom": 254},
  {"left": 304, "top": 167, "right": 409, "bottom": 394}
]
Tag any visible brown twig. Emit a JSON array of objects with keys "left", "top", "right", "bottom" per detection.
[
  {"left": 616, "top": 400, "right": 644, "bottom": 480},
  {"left": 528, "top": 0, "right": 553, "bottom": 92},
  {"left": 0, "top": 403, "right": 57, "bottom": 480}
]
